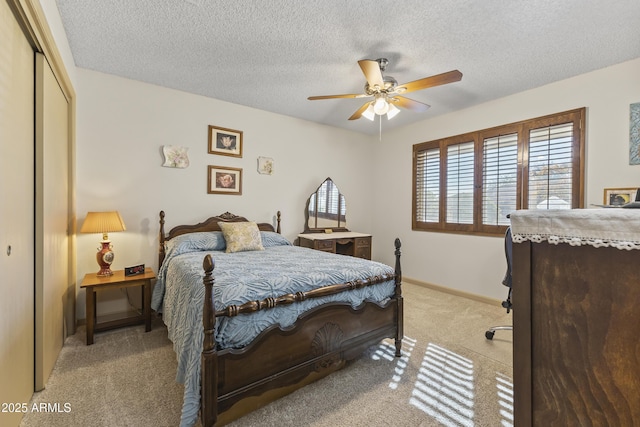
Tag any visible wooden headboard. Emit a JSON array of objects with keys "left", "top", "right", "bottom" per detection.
[{"left": 158, "top": 210, "right": 281, "bottom": 267}]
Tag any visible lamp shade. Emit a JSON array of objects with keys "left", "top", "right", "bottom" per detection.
[
  {"left": 362, "top": 103, "right": 375, "bottom": 121},
  {"left": 81, "top": 211, "right": 126, "bottom": 276},
  {"left": 386, "top": 103, "right": 400, "bottom": 120},
  {"left": 80, "top": 211, "right": 126, "bottom": 237}
]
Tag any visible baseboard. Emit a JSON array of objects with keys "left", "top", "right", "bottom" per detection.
[{"left": 403, "top": 276, "right": 502, "bottom": 306}]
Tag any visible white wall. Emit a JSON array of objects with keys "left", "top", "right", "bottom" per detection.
[
  {"left": 75, "top": 69, "right": 374, "bottom": 318},
  {"left": 371, "top": 58, "right": 640, "bottom": 300},
  {"left": 76, "top": 58, "right": 640, "bottom": 316}
]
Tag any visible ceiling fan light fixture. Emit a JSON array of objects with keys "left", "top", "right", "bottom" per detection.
[
  {"left": 373, "top": 97, "right": 389, "bottom": 115},
  {"left": 386, "top": 103, "right": 400, "bottom": 120},
  {"left": 362, "top": 103, "right": 375, "bottom": 121},
  {"left": 307, "top": 58, "right": 462, "bottom": 123}
]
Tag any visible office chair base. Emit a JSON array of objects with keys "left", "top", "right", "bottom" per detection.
[{"left": 485, "top": 325, "right": 512, "bottom": 340}]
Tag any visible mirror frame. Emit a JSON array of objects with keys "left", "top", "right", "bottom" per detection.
[{"left": 303, "top": 177, "right": 349, "bottom": 233}]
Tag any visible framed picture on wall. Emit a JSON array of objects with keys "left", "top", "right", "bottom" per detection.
[
  {"left": 208, "top": 165, "right": 242, "bottom": 195},
  {"left": 603, "top": 187, "right": 638, "bottom": 206},
  {"left": 208, "top": 125, "right": 243, "bottom": 157}
]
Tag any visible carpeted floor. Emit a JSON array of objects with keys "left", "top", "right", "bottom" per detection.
[{"left": 19, "top": 282, "right": 512, "bottom": 427}]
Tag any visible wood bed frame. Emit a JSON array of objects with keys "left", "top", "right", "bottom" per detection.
[{"left": 158, "top": 210, "right": 403, "bottom": 427}]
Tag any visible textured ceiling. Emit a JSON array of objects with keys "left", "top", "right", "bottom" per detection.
[{"left": 56, "top": 0, "right": 640, "bottom": 135}]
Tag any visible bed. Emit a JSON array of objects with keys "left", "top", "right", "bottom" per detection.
[{"left": 152, "top": 210, "right": 403, "bottom": 427}]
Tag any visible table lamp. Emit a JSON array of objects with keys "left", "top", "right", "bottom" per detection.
[{"left": 80, "top": 211, "right": 126, "bottom": 276}]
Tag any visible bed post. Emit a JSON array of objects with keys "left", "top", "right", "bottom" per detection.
[
  {"left": 159, "top": 211, "right": 166, "bottom": 268},
  {"left": 394, "top": 238, "right": 403, "bottom": 357},
  {"left": 276, "top": 210, "right": 281, "bottom": 234},
  {"left": 201, "top": 254, "right": 218, "bottom": 427}
]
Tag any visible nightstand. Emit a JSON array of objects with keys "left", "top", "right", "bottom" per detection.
[{"left": 80, "top": 267, "right": 155, "bottom": 345}]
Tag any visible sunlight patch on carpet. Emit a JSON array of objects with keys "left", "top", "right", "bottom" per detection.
[
  {"left": 410, "top": 342, "right": 475, "bottom": 427},
  {"left": 369, "top": 336, "right": 417, "bottom": 390},
  {"left": 497, "top": 372, "right": 514, "bottom": 426}
]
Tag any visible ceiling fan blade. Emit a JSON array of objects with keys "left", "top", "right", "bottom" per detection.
[
  {"left": 395, "top": 70, "right": 463, "bottom": 94},
  {"left": 358, "top": 59, "right": 384, "bottom": 89},
  {"left": 308, "top": 93, "right": 369, "bottom": 100},
  {"left": 390, "top": 96, "right": 431, "bottom": 113},
  {"left": 348, "top": 102, "right": 371, "bottom": 120}
]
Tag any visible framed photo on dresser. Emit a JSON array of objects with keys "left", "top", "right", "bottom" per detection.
[{"left": 603, "top": 187, "right": 638, "bottom": 206}]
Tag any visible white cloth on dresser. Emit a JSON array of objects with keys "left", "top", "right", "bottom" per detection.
[{"left": 509, "top": 208, "right": 640, "bottom": 250}]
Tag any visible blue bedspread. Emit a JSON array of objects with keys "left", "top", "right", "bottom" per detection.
[{"left": 151, "top": 232, "right": 396, "bottom": 427}]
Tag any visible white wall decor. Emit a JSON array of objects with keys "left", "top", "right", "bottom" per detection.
[
  {"left": 162, "top": 145, "right": 190, "bottom": 168},
  {"left": 257, "top": 156, "right": 274, "bottom": 175}
]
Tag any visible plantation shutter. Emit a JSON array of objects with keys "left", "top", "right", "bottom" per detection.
[
  {"left": 482, "top": 133, "right": 518, "bottom": 226},
  {"left": 415, "top": 146, "right": 440, "bottom": 223},
  {"left": 316, "top": 182, "right": 326, "bottom": 213},
  {"left": 527, "top": 122, "right": 574, "bottom": 209},
  {"left": 327, "top": 184, "right": 338, "bottom": 215},
  {"left": 446, "top": 142, "right": 474, "bottom": 224},
  {"left": 412, "top": 109, "right": 583, "bottom": 235}
]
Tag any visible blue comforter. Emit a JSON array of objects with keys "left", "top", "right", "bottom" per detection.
[{"left": 151, "top": 231, "right": 396, "bottom": 426}]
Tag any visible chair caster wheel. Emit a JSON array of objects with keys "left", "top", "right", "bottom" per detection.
[{"left": 485, "top": 330, "right": 495, "bottom": 340}]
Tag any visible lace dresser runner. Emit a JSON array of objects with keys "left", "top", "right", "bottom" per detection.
[{"left": 510, "top": 208, "right": 640, "bottom": 250}]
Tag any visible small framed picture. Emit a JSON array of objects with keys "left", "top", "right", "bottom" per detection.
[
  {"left": 208, "top": 165, "right": 242, "bottom": 195},
  {"left": 208, "top": 125, "right": 243, "bottom": 158},
  {"left": 257, "top": 156, "right": 274, "bottom": 175},
  {"left": 603, "top": 188, "right": 638, "bottom": 206}
]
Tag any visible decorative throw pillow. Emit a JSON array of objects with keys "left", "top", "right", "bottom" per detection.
[{"left": 218, "top": 222, "right": 265, "bottom": 253}]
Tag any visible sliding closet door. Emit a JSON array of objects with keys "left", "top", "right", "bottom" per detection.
[
  {"left": 35, "top": 52, "right": 70, "bottom": 391},
  {"left": 0, "top": 1, "right": 35, "bottom": 426}
]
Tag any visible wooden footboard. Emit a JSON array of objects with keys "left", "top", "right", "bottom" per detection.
[{"left": 200, "top": 239, "right": 403, "bottom": 427}]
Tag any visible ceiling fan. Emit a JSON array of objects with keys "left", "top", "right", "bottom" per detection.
[{"left": 308, "top": 58, "right": 462, "bottom": 121}]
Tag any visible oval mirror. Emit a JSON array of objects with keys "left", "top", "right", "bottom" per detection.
[{"left": 304, "top": 178, "right": 348, "bottom": 232}]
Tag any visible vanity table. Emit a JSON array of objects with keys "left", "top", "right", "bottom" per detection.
[
  {"left": 299, "top": 177, "right": 372, "bottom": 260},
  {"left": 298, "top": 232, "right": 372, "bottom": 259}
]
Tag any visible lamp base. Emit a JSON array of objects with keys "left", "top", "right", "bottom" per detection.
[
  {"left": 95, "top": 241, "right": 115, "bottom": 276},
  {"left": 96, "top": 266, "right": 114, "bottom": 277}
]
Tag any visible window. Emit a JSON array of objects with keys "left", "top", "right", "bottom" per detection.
[
  {"left": 446, "top": 141, "right": 475, "bottom": 225},
  {"left": 482, "top": 132, "right": 518, "bottom": 226},
  {"left": 412, "top": 108, "right": 585, "bottom": 235}
]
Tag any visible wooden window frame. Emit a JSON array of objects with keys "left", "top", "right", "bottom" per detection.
[{"left": 412, "top": 108, "right": 585, "bottom": 236}]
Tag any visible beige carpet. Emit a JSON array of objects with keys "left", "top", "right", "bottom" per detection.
[{"left": 19, "top": 282, "right": 513, "bottom": 427}]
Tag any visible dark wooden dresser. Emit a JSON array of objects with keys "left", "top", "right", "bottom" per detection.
[
  {"left": 510, "top": 209, "right": 640, "bottom": 426},
  {"left": 298, "top": 232, "right": 372, "bottom": 260}
]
